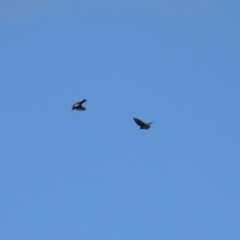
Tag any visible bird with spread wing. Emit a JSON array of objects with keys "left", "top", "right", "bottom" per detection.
[
  {"left": 72, "top": 99, "right": 87, "bottom": 110},
  {"left": 133, "top": 117, "right": 154, "bottom": 129}
]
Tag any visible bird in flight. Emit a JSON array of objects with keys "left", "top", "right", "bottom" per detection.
[
  {"left": 72, "top": 99, "right": 87, "bottom": 110},
  {"left": 133, "top": 117, "right": 154, "bottom": 129}
]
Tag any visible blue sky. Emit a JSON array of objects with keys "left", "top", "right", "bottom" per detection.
[{"left": 0, "top": 1, "right": 240, "bottom": 239}]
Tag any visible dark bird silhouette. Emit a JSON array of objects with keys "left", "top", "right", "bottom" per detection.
[
  {"left": 133, "top": 117, "right": 153, "bottom": 129},
  {"left": 72, "top": 99, "right": 87, "bottom": 110}
]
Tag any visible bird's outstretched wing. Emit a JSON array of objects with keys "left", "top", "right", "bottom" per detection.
[
  {"left": 80, "top": 99, "right": 87, "bottom": 104},
  {"left": 133, "top": 118, "right": 146, "bottom": 127}
]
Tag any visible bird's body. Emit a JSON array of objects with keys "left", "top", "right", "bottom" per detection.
[
  {"left": 72, "top": 99, "right": 87, "bottom": 110},
  {"left": 133, "top": 117, "right": 153, "bottom": 129}
]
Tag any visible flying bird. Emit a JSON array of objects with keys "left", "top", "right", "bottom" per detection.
[
  {"left": 133, "top": 117, "right": 153, "bottom": 129},
  {"left": 72, "top": 99, "right": 87, "bottom": 110}
]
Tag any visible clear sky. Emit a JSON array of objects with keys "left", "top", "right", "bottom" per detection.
[{"left": 0, "top": 1, "right": 239, "bottom": 239}]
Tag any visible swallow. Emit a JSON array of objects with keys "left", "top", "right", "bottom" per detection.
[
  {"left": 133, "top": 117, "right": 154, "bottom": 129},
  {"left": 72, "top": 99, "right": 87, "bottom": 110}
]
